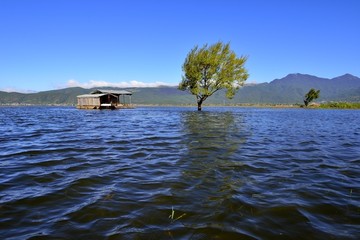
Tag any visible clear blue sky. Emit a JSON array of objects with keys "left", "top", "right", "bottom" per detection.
[{"left": 1, "top": 0, "right": 359, "bottom": 92}]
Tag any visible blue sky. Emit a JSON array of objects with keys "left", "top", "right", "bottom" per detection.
[{"left": 0, "top": 0, "right": 359, "bottom": 92}]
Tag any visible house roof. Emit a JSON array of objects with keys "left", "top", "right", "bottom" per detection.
[
  {"left": 77, "top": 93, "right": 107, "bottom": 98},
  {"left": 92, "top": 89, "right": 132, "bottom": 95}
]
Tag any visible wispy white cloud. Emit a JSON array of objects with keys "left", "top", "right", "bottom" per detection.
[
  {"left": 65, "top": 79, "right": 177, "bottom": 88},
  {"left": 0, "top": 87, "right": 37, "bottom": 93},
  {"left": 245, "top": 79, "right": 259, "bottom": 85}
]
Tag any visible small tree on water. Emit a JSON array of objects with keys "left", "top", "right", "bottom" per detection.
[
  {"left": 179, "top": 42, "right": 249, "bottom": 111},
  {"left": 304, "top": 88, "right": 320, "bottom": 107}
]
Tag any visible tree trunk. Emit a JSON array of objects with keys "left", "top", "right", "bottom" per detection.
[{"left": 197, "top": 101, "right": 202, "bottom": 111}]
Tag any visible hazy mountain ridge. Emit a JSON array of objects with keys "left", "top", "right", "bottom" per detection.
[
  {"left": 1, "top": 74, "right": 360, "bottom": 105},
  {"left": 265, "top": 73, "right": 360, "bottom": 102}
]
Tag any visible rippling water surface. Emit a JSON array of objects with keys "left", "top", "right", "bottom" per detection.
[{"left": 0, "top": 106, "right": 359, "bottom": 239}]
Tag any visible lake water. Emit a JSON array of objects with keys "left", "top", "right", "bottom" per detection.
[{"left": 0, "top": 106, "right": 359, "bottom": 239}]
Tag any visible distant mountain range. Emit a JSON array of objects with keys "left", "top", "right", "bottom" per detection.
[{"left": 1, "top": 73, "right": 360, "bottom": 105}]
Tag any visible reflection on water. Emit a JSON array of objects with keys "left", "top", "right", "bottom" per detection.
[
  {"left": 168, "top": 111, "right": 255, "bottom": 238},
  {"left": 0, "top": 107, "right": 359, "bottom": 239},
  {"left": 182, "top": 111, "right": 247, "bottom": 160}
]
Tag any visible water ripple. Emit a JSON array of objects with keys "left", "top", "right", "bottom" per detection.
[{"left": 0, "top": 107, "right": 359, "bottom": 239}]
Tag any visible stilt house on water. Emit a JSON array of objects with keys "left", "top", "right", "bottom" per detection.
[{"left": 77, "top": 89, "right": 133, "bottom": 109}]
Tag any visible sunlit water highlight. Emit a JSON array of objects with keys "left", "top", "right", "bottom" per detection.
[{"left": 0, "top": 106, "right": 359, "bottom": 239}]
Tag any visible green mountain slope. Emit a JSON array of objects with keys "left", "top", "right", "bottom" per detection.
[{"left": 1, "top": 74, "right": 360, "bottom": 105}]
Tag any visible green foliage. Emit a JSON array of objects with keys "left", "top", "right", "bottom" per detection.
[
  {"left": 304, "top": 88, "right": 320, "bottom": 106},
  {"left": 319, "top": 102, "right": 360, "bottom": 109},
  {"left": 179, "top": 42, "right": 248, "bottom": 110}
]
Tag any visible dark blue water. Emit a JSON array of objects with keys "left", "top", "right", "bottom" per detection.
[{"left": 0, "top": 106, "right": 359, "bottom": 239}]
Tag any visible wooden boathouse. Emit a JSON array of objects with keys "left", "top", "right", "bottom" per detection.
[{"left": 77, "top": 89, "right": 133, "bottom": 109}]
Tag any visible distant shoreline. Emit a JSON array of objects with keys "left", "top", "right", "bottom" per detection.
[
  {"left": 137, "top": 103, "right": 360, "bottom": 109},
  {"left": 1, "top": 102, "right": 360, "bottom": 109}
]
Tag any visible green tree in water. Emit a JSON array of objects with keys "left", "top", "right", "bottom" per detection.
[
  {"left": 179, "top": 42, "right": 249, "bottom": 111},
  {"left": 304, "top": 88, "right": 320, "bottom": 106}
]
